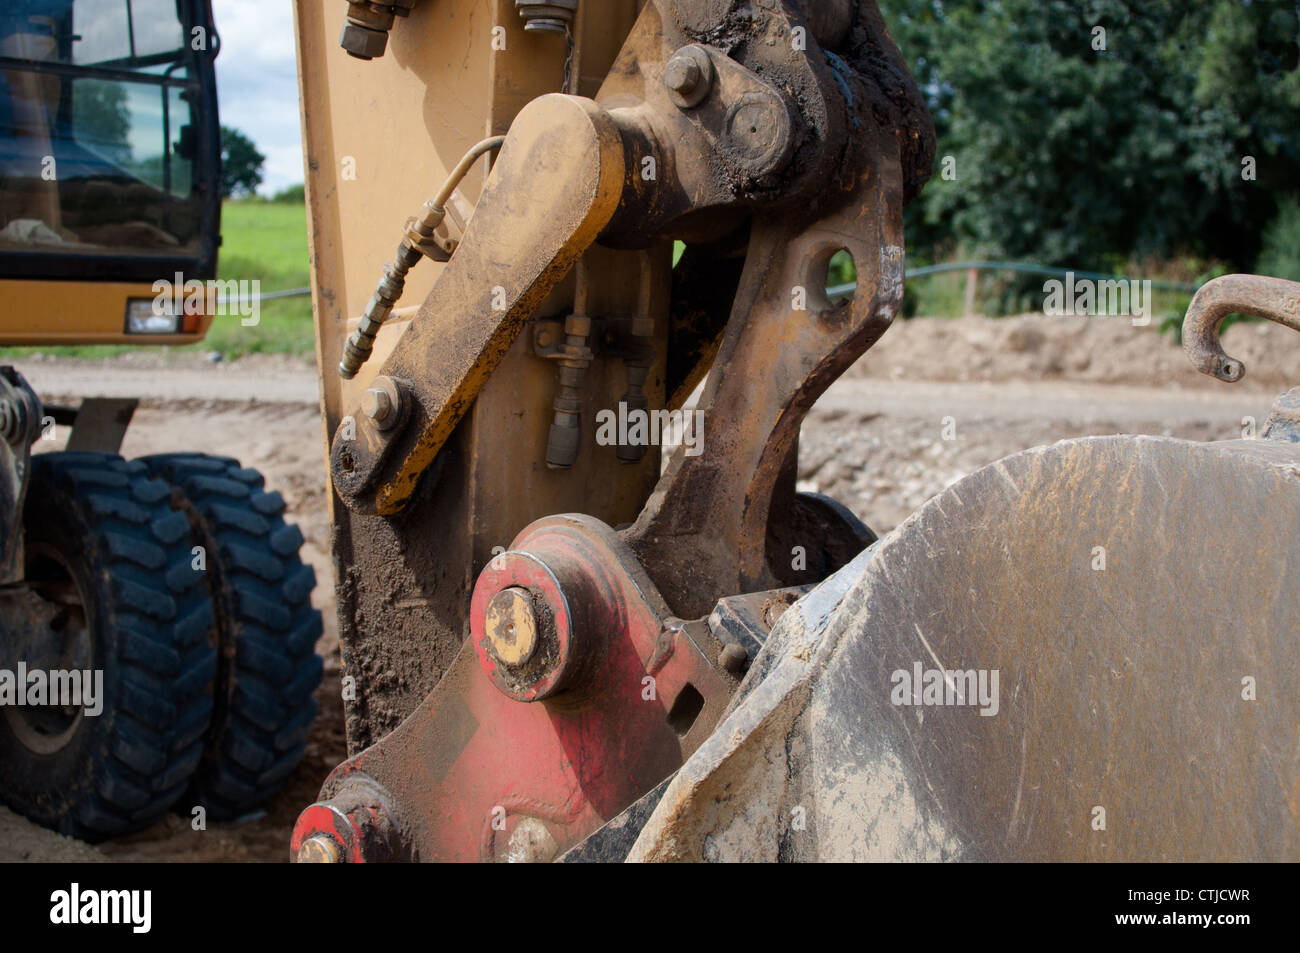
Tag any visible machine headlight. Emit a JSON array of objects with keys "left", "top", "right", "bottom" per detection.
[{"left": 125, "top": 299, "right": 181, "bottom": 334}]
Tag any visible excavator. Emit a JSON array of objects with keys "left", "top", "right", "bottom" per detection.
[
  {"left": 284, "top": 0, "right": 1298, "bottom": 862},
  {"left": 0, "top": 0, "right": 321, "bottom": 840},
  {"left": 2, "top": 0, "right": 1296, "bottom": 862}
]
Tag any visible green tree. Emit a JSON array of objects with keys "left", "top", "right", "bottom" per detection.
[
  {"left": 880, "top": 0, "right": 1300, "bottom": 272},
  {"left": 220, "top": 125, "right": 265, "bottom": 198}
]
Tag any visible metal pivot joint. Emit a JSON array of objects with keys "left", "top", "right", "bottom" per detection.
[{"left": 292, "top": 515, "right": 735, "bottom": 861}]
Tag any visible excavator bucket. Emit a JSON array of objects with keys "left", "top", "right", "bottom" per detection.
[{"left": 629, "top": 432, "right": 1300, "bottom": 862}]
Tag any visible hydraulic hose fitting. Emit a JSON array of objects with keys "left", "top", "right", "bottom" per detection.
[
  {"left": 340, "top": 1, "right": 418, "bottom": 61},
  {"left": 337, "top": 136, "right": 505, "bottom": 380},
  {"left": 515, "top": 0, "right": 578, "bottom": 35},
  {"left": 546, "top": 313, "right": 593, "bottom": 469}
]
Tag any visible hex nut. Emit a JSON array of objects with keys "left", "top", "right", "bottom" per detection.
[
  {"left": 360, "top": 376, "right": 405, "bottom": 432},
  {"left": 340, "top": 22, "right": 389, "bottom": 60},
  {"left": 362, "top": 387, "right": 392, "bottom": 423},
  {"left": 665, "top": 57, "right": 701, "bottom": 94},
  {"left": 664, "top": 46, "right": 714, "bottom": 109},
  {"left": 564, "top": 313, "right": 593, "bottom": 337}
]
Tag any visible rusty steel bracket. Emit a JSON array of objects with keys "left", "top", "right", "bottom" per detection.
[
  {"left": 600, "top": 0, "right": 929, "bottom": 617},
  {"left": 1183, "top": 273, "right": 1300, "bottom": 383},
  {"left": 291, "top": 514, "right": 737, "bottom": 861},
  {"left": 624, "top": 150, "right": 909, "bottom": 617}
]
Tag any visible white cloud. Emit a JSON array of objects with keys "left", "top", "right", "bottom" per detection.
[{"left": 212, "top": 0, "right": 302, "bottom": 195}]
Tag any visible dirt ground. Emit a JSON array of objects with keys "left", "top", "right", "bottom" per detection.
[{"left": 2, "top": 313, "right": 1295, "bottom": 861}]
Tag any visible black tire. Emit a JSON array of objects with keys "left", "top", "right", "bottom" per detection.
[
  {"left": 139, "top": 453, "right": 322, "bottom": 820},
  {"left": 0, "top": 452, "right": 216, "bottom": 841}
]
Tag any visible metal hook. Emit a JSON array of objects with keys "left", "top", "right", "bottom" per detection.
[{"left": 1182, "top": 274, "right": 1300, "bottom": 383}]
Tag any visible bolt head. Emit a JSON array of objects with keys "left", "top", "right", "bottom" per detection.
[
  {"left": 485, "top": 587, "right": 539, "bottom": 667},
  {"left": 298, "top": 834, "right": 344, "bottom": 863},
  {"left": 362, "top": 387, "right": 392, "bottom": 422},
  {"left": 629, "top": 316, "right": 655, "bottom": 337},
  {"left": 664, "top": 46, "right": 713, "bottom": 108},
  {"left": 665, "top": 56, "right": 702, "bottom": 95},
  {"left": 724, "top": 91, "right": 795, "bottom": 176}
]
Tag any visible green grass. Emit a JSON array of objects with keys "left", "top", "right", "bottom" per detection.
[
  {"left": 1, "top": 198, "right": 315, "bottom": 360},
  {"left": 204, "top": 200, "right": 314, "bottom": 358}
]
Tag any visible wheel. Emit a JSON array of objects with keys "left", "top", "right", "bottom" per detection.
[
  {"left": 0, "top": 452, "right": 216, "bottom": 840},
  {"left": 139, "top": 453, "right": 323, "bottom": 820}
]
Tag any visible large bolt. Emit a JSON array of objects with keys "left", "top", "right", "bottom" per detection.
[
  {"left": 723, "top": 90, "right": 794, "bottom": 177},
  {"left": 504, "top": 817, "right": 560, "bottom": 863},
  {"left": 471, "top": 542, "right": 605, "bottom": 702},
  {"left": 664, "top": 46, "right": 713, "bottom": 109},
  {"left": 361, "top": 376, "right": 404, "bottom": 432},
  {"left": 484, "top": 587, "right": 538, "bottom": 667},
  {"left": 362, "top": 387, "right": 392, "bottom": 424},
  {"left": 719, "top": 643, "right": 749, "bottom": 675},
  {"left": 665, "top": 57, "right": 701, "bottom": 96},
  {"left": 291, "top": 778, "right": 407, "bottom": 863},
  {"left": 298, "top": 834, "right": 344, "bottom": 863}
]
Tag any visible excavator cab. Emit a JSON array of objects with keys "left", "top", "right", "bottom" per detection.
[{"left": 0, "top": 0, "right": 221, "bottom": 343}]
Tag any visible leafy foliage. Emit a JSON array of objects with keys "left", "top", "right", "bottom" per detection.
[
  {"left": 880, "top": 0, "right": 1300, "bottom": 272},
  {"left": 220, "top": 125, "right": 265, "bottom": 198},
  {"left": 1256, "top": 196, "right": 1300, "bottom": 282}
]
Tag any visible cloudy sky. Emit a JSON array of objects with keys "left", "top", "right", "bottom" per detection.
[{"left": 212, "top": 0, "right": 303, "bottom": 195}]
